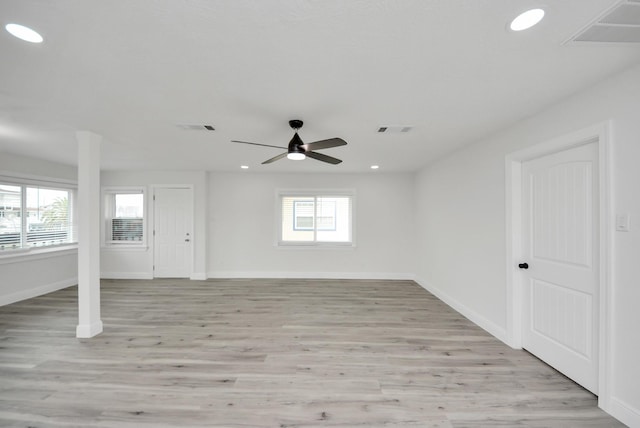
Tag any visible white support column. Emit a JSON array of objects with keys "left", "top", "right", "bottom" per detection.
[{"left": 76, "top": 131, "right": 103, "bottom": 338}]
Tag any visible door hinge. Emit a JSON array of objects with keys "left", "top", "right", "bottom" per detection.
[
  {"left": 153, "top": 230, "right": 155, "bottom": 236},
  {"left": 153, "top": 195, "right": 156, "bottom": 201}
]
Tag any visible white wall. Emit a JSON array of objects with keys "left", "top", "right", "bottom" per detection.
[
  {"left": 0, "top": 152, "right": 76, "bottom": 182},
  {"left": 2, "top": 64, "right": 636, "bottom": 426},
  {"left": 100, "top": 170, "right": 208, "bottom": 280},
  {"left": 208, "top": 172, "right": 415, "bottom": 278},
  {"left": 100, "top": 170, "right": 415, "bottom": 279},
  {"left": 0, "top": 153, "right": 78, "bottom": 305},
  {"left": 414, "top": 64, "right": 640, "bottom": 426}
]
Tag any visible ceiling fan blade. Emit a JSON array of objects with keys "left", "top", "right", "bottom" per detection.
[
  {"left": 232, "top": 140, "right": 287, "bottom": 150},
  {"left": 300, "top": 138, "right": 347, "bottom": 151},
  {"left": 262, "top": 152, "right": 288, "bottom": 164},
  {"left": 306, "top": 151, "right": 342, "bottom": 165}
]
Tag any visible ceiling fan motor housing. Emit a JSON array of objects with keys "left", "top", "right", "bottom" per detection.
[{"left": 288, "top": 132, "right": 305, "bottom": 154}]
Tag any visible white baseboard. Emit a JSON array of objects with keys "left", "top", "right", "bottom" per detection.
[
  {"left": 100, "top": 272, "right": 153, "bottom": 280},
  {"left": 414, "top": 277, "right": 508, "bottom": 344},
  {"left": 102, "top": 272, "right": 208, "bottom": 280},
  {"left": 206, "top": 271, "right": 416, "bottom": 280},
  {"left": 0, "top": 277, "right": 77, "bottom": 307},
  {"left": 606, "top": 397, "right": 640, "bottom": 428}
]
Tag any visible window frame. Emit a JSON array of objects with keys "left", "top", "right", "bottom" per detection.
[
  {"left": 276, "top": 189, "right": 355, "bottom": 248},
  {"left": 102, "top": 186, "right": 147, "bottom": 248},
  {"left": 0, "top": 174, "right": 77, "bottom": 255}
]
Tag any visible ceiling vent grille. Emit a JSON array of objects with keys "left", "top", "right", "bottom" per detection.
[
  {"left": 176, "top": 124, "right": 215, "bottom": 131},
  {"left": 568, "top": 1, "right": 640, "bottom": 43},
  {"left": 377, "top": 126, "right": 413, "bottom": 133}
]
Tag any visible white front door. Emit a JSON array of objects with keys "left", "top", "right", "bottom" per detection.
[
  {"left": 521, "top": 142, "right": 599, "bottom": 394},
  {"left": 153, "top": 187, "right": 192, "bottom": 278}
]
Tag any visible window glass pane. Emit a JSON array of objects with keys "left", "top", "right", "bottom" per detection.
[
  {"left": 115, "top": 194, "right": 143, "bottom": 218},
  {"left": 26, "top": 187, "right": 71, "bottom": 246},
  {"left": 0, "top": 185, "right": 22, "bottom": 249},
  {"left": 316, "top": 197, "right": 350, "bottom": 242},
  {"left": 282, "top": 197, "right": 314, "bottom": 242},
  {"left": 294, "top": 201, "right": 315, "bottom": 230},
  {"left": 316, "top": 199, "right": 336, "bottom": 231},
  {"left": 110, "top": 193, "right": 144, "bottom": 242}
]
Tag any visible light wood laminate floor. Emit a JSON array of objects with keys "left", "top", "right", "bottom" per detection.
[{"left": 0, "top": 279, "right": 624, "bottom": 427}]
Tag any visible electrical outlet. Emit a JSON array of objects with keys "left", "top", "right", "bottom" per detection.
[{"left": 616, "top": 213, "right": 630, "bottom": 232}]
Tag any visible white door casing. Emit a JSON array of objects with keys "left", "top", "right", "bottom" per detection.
[
  {"left": 521, "top": 142, "right": 599, "bottom": 394},
  {"left": 153, "top": 187, "right": 193, "bottom": 278}
]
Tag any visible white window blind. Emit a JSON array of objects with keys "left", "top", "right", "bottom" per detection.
[{"left": 111, "top": 218, "right": 143, "bottom": 242}]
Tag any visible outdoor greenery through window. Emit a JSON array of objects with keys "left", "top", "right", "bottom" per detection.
[
  {"left": 0, "top": 183, "right": 75, "bottom": 251},
  {"left": 104, "top": 190, "right": 144, "bottom": 245},
  {"left": 280, "top": 193, "right": 353, "bottom": 245}
]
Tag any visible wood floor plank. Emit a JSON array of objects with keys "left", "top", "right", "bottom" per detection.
[{"left": 0, "top": 279, "right": 624, "bottom": 427}]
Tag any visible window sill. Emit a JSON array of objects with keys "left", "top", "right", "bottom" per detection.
[
  {"left": 0, "top": 243, "right": 78, "bottom": 264},
  {"left": 276, "top": 242, "right": 356, "bottom": 250}
]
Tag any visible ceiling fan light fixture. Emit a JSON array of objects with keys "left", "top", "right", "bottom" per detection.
[
  {"left": 287, "top": 152, "right": 306, "bottom": 160},
  {"left": 509, "top": 8, "right": 545, "bottom": 31}
]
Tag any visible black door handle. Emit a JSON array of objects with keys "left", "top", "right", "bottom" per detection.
[{"left": 518, "top": 263, "right": 529, "bottom": 269}]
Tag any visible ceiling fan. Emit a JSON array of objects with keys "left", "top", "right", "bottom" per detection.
[{"left": 232, "top": 120, "right": 347, "bottom": 165}]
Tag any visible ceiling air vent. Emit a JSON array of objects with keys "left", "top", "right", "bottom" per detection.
[
  {"left": 176, "top": 124, "right": 215, "bottom": 131},
  {"left": 377, "top": 126, "right": 413, "bottom": 133},
  {"left": 568, "top": 0, "right": 640, "bottom": 43}
]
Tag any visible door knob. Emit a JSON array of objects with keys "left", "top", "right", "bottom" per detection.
[
  {"left": 185, "top": 239, "right": 190, "bottom": 242},
  {"left": 518, "top": 262, "right": 529, "bottom": 269}
]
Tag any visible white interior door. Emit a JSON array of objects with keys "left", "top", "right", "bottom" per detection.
[
  {"left": 153, "top": 187, "right": 192, "bottom": 278},
  {"left": 521, "top": 142, "right": 599, "bottom": 394}
]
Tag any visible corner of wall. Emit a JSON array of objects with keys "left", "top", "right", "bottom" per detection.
[{"left": 414, "top": 276, "right": 508, "bottom": 345}]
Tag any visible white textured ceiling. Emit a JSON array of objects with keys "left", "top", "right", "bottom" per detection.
[{"left": 1, "top": 0, "right": 639, "bottom": 172}]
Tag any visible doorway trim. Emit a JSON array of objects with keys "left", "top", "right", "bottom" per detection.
[
  {"left": 151, "top": 184, "right": 195, "bottom": 279},
  {"left": 505, "top": 122, "right": 612, "bottom": 409}
]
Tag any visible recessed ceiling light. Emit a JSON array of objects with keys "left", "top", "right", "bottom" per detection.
[
  {"left": 5, "top": 23, "right": 43, "bottom": 43},
  {"left": 370, "top": 165, "right": 380, "bottom": 170},
  {"left": 509, "top": 8, "right": 545, "bottom": 31},
  {"left": 240, "top": 165, "right": 249, "bottom": 169}
]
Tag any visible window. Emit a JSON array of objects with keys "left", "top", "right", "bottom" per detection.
[
  {"left": 103, "top": 188, "right": 145, "bottom": 246},
  {"left": 279, "top": 191, "right": 353, "bottom": 245},
  {"left": 0, "top": 182, "right": 75, "bottom": 251}
]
